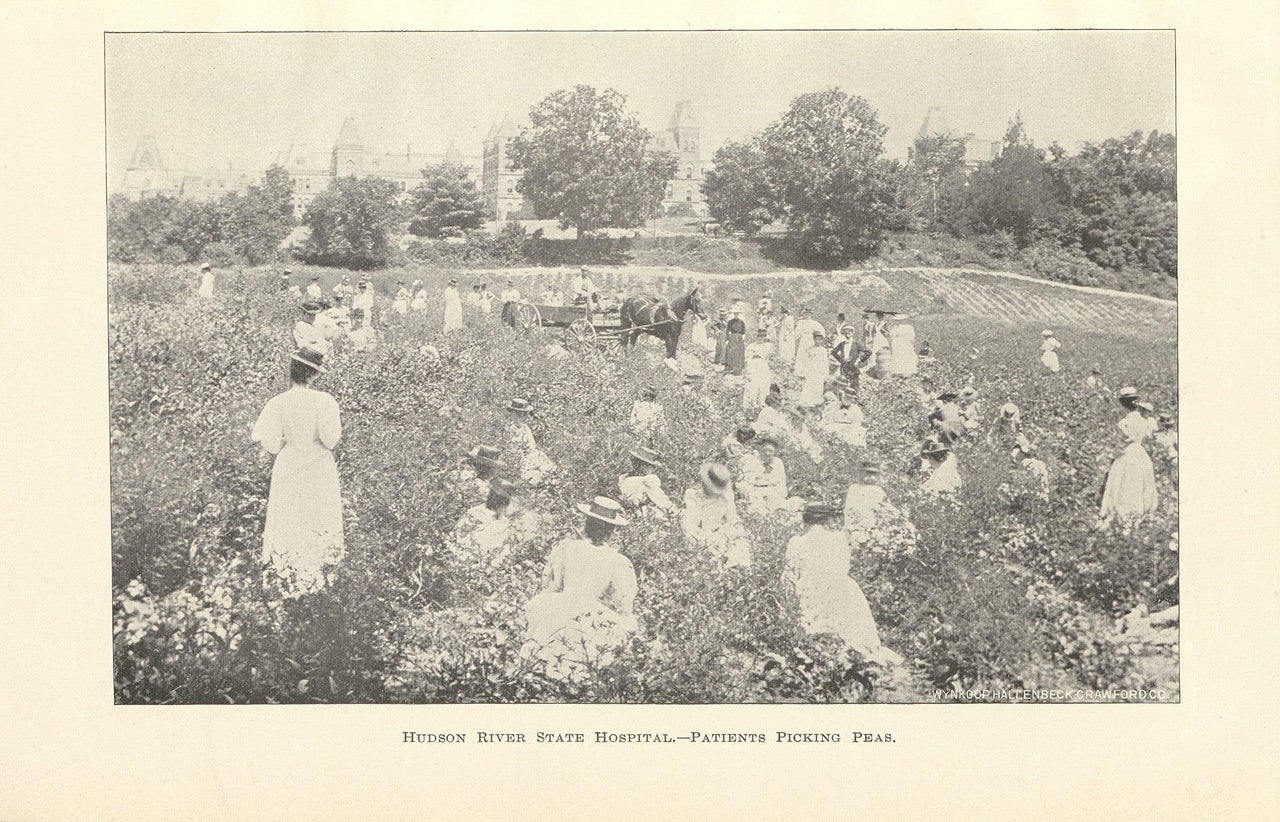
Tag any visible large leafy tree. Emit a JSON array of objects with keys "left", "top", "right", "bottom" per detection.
[
  {"left": 956, "top": 114, "right": 1060, "bottom": 247},
  {"left": 407, "top": 163, "right": 490, "bottom": 238},
  {"left": 299, "top": 176, "right": 403, "bottom": 269},
  {"left": 508, "top": 85, "right": 678, "bottom": 238},
  {"left": 905, "top": 132, "right": 969, "bottom": 231},
  {"left": 702, "top": 139, "right": 775, "bottom": 236},
  {"left": 757, "top": 88, "right": 897, "bottom": 265}
]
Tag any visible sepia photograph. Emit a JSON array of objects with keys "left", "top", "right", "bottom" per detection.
[{"left": 106, "top": 29, "right": 1180, "bottom": 705}]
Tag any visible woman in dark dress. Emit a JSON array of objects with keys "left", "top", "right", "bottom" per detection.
[{"left": 724, "top": 310, "right": 748, "bottom": 376}]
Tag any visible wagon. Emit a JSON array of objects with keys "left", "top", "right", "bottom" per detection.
[{"left": 507, "top": 301, "right": 628, "bottom": 350}]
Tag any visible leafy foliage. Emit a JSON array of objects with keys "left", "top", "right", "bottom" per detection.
[
  {"left": 299, "top": 176, "right": 404, "bottom": 269},
  {"left": 407, "top": 163, "right": 491, "bottom": 238},
  {"left": 954, "top": 114, "right": 1061, "bottom": 247},
  {"left": 509, "top": 85, "right": 678, "bottom": 237},
  {"left": 903, "top": 132, "right": 969, "bottom": 231},
  {"left": 703, "top": 139, "right": 775, "bottom": 236}
]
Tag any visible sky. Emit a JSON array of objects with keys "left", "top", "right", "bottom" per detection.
[{"left": 105, "top": 30, "right": 1174, "bottom": 190}]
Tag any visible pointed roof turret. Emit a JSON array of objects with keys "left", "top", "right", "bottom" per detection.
[
  {"left": 128, "top": 135, "right": 165, "bottom": 170},
  {"left": 669, "top": 100, "right": 698, "bottom": 131},
  {"left": 917, "top": 107, "right": 953, "bottom": 140},
  {"left": 494, "top": 113, "right": 519, "bottom": 139},
  {"left": 335, "top": 116, "right": 363, "bottom": 150},
  {"left": 443, "top": 140, "right": 463, "bottom": 166}
]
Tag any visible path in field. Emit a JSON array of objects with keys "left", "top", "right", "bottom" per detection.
[{"left": 476, "top": 264, "right": 1176, "bottom": 334}]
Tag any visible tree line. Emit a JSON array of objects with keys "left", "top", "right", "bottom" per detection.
[{"left": 108, "top": 85, "right": 1174, "bottom": 283}]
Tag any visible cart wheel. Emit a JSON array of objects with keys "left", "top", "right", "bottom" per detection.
[
  {"left": 514, "top": 303, "right": 541, "bottom": 332},
  {"left": 564, "top": 319, "right": 598, "bottom": 349}
]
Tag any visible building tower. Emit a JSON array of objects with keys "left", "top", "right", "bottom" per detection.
[
  {"left": 332, "top": 116, "right": 364, "bottom": 177},
  {"left": 482, "top": 114, "right": 525, "bottom": 220},
  {"left": 119, "top": 134, "right": 179, "bottom": 197},
  {"left": 660, "top": 100, "right": 706, "bottom": 215}
]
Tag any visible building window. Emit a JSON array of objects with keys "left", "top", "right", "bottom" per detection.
[
  {"left": 685, "top": 164, "right": 693, "bottom": 179},
  {"left": 665, "top": 184, "right": 673, "bottom": 198},
  {"left": 685, "top": 188, "right": 692, "bottom": 202},
  {"left": 296, "top": 159, "right": 303, "bottom": 166}
]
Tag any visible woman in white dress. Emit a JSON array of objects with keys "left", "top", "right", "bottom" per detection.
[
  {"left": 628, "top": 386, "right": 666, "bottom": 442},
  {"left": 410, "top": 280, "right": 427, "bottom": 312},
  {"left": 506, "top": 398, "right": 556, "bottom": 485},
  {"left": 454, "top": 478, "right": 538, "bottom": 569},
  {"left": 742, "top": 329, "right": 773, "bottom": 410},
  {"left": 250, "top": 348, "right": 344, "bottom": 598},
  {"left": 797, "top": 331, "right": 830, "bottom": 408},
  {"left": 196, "top": 263, "right": 215, "bottom": 298},
  {"left": 682, "top": 463, "right": 751, "bottom": 569},
  {"left": 523, "top": 497, "right": 638, "bottom": 681},
  {"left": 618, "top": 447, "right": 676, "bottom": 521},
  {"left": 784, "top": 502, "right": 902, "bottom": 666},
  {"left": 920, "top": 438, "right": 961, "bottom": 495},
  {"left": 442, "top": 279, "right": 464, "bottom": 332},
  {"left": 887, "top": 321, "right": 917, "bottom": 376},
  {"left": 1040, "top": 330, "right": 1062, "bottom": 372},
  {"left": 821, "top": 389, "right": 867, "bottom": 447},
  {"left": 392, "top": 281, "right": 410, "bottom": 314},
  {"left": 1099, "top": 389, "right": 1159, "bottom": 526}
]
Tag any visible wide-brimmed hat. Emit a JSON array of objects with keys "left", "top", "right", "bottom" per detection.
[
  {"left": 1042, "top": 329, "right": 1054, "bottom": 337},
  {"left": 576, "top": 496, "right": 629, "bottom": 526},
  {"left": 200, "top": 263, "right": 211, "bottom": 271},
  {"left": 936, "top": 391, "right": 958, "bottom": 401},
  {"left": 506, "top": 397, "right": 534, "bottom": 413},
  {"left": 682, "top": 373, "right": 704, "bottom": 385},
  {"left": 1118, "top": 386, "right": 1139, "bottom": 400},
  {"left": 780, "top": 307, "right": 790, "bottom": 314},
  {"left": 1158, "top": 413, "right": 1175, "bottom": 427},
  {"left": 283, "top": 268, "right": 292, "bottom": 275},
  {"left": 839, "top": 324, "right": 856, "bottom": 336},
  {"left": 487, "top": 478, "right": 517, "bottom": 500},
  {"left": 629, "top": 446, "right": 663, "bottom": 467},
  {"left": 958, "top": 386, "right": 978, "bottom": 400},
  {"left": 1135, "top": 401, "right": 1154, "bottom": 412},
  {"left": 716, "top": 307, "right": 728, "bottom": 316},
  {"left": 801, "top": 501, "right": 842, "bottom": 521},
  {"left": 342, "top": 275, "right": 351, "bottom": 281},
  {"left": 641, "top": 385, "right": 658, "bottom": 400},
  {"left": 579, "top": 266, "right": 590, "bottom": 274},
  {"left": 813, "top": 331, "right": 826, "bottom": 340},
  {"left": 279, "top": 272, "right": 290, "bottom": 279},
  {"left": 921, "top": 438, "right": 949, "bottom": 457},
  {"left": 300, "top": 300, "right": 323, "bottom": 313},
  {"left": 359, "top": 281, "right": 369, "bottom": 288},
  {"left": 448, "top": 278, "right": 457, "bottom": 285},
  {"left": 290, "top": 348, "right": 326, "bottom": 373},
  {"left": 699, "top": 462, "right": 732, "bottom": 492},
  {"left": 467, "top": 444, "right": 504, "bottom": 465}
]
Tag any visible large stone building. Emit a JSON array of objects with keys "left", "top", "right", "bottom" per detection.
[
  {"left": 481, "top": 100, "right": 709, "bottom": 221},
  {"left": 275, "top": 117, "right": 482, "bottom": 212},
  {"left": 117, "top": 135, "right": 254, "bottom": 200},
  {"left": 910, "top": 107, "right": 1002, "bottom": 171}
]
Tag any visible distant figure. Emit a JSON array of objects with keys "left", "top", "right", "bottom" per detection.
[
  {"left": 455, "top": 444, "right": 505, "bottom": 501},
  {"left": 920, "top": 438, "right": 961, "bottom": 495},
  {"left": 688, "top": 311, "right": 712, "bottom": 354},
  {"left": 506, "top": 397, "right": 556, "bottom": 485},
  {"left": 332, "top": 275, "right": 355, "bottom": 302},
  {"left": 197, "top": 263, "right": 215, "bottom": 298},
  {"left": 293, "top": 301, "right": 331, "bottom": 357},
  {"left": 478, "top": 283, "right": 494, "bottom": 314},
  {"left": 351, "top": 280, "right": 374, "bottom": 330},
  {"left": 792, "top": 307, "right": 824, "bottom": 374},
  {"left": 1040, "top": 330, "right": 1062, "bottom": 372},
  {"left": 888, "top": 320, "right": 918, "bottom": 376},
  {"left": 306, "top": 275, "right": 323, "bottom": 301},
  {"left": 957, "top": 386, "right": 982, "bottom": 434},
  {"left": 392, "top": 281, "right": 410, "bottom": 314},
  {"left": 500, "top": 280, "right": 521, "bottom": 304},
  {"left": 928, "top": 391, "right": 966, "bottom": 446},
  {"left": 443, "top": 279, "right": 463, "bottom": 333},
  {"left": 628, "top": 386, "right": 666, "bottom": 441},
  {"left": 742, "top": 329, "right": 773, "bottom": 410},
  {"left": 797, "top": 331, "right": 830, "bottom": 408},
  {"left": 821, "top": 389, "right": 867, "bottom": 447},
  {"left": 682, "top": 463, "right": 751, "bottom": 569},
  {"left": 987, "top": 402, "right": 1022, "bottom": 447},
  {"left": 454, "top": 479, "right": 539, "bottom": 569},
  {"left": 466, "top": 284, "right": 483, "bottom": 310},
  {"left": 739, "top": 435, "right": 802, "bottom": 516},
  {"left": 783, "top": 501, "right": 902, "bottom": 666},
  {"left": 617, "top": 447, "right": 676, "bottom": 521},
  {"left": 411, "top": 280, "right": 427, "bottom": 312},
  {"left": 843, "top": 460, "right": 894, "bottom": 544},
  {"left": 250, "top": 348, "right": 343, "bottom": 598},
  {"left": 776, "top": 307, "right": 796, "bottom": 362},
  {"left": 570, "top": 267, "right": 595, "bottom": 306},
  {"left": 1099, "top": 389, "right": 1158, "bottom": 526},
  {"left": 724, "top": 309, "right": 747, "bottom": 376},
  {"left": 712, "top": 308, "right": 729, "bottom": 366},
  {"left": 522, "top": 497, "right": 637, "bottom": 681}
]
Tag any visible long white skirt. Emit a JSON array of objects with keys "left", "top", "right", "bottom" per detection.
[
  {"left": 1100, "top": 442, "right": 1158, "bottom": 524},
  {"left": 443, "top": 302, "right": 463, "bottom": 332},
  {"left": 262, "top": 446, "right": 345, "bottom": 597},
  {"left": 1040, "top": 350, "right": 1061, "bottom": 372}
]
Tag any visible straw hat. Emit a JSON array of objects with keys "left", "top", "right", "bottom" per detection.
[
  {"left": 289, "top": 348, "right": 326, "bottom": 373},
  {"left": 1042, "top": 329, "right": 1054, "bottom": 337},
  {"left": 576, "top": 496, "right": 629, "bottom": 526},
  {"left": 506, "top": 398, "right": 534, "bottom": 413},
  {"left": 1118, "top": 386, "right": 1140, "bottom": 401},
  {"left": 467, "top": 445, "right": 504, "bottom": 465},
  {"left": 936, "top": 391, "right": 958, "bottom": 402},
  {"left": 921, "top": 438, "right": 949, "bottom": 457},
  {"left": 629, "top": 446, "right": 663, "bottom": 467},
  {"left": 300, "top": 301, "right": 323, "bottom": 313},
  {"left": 200, "top": 263, "right": 211, "bottom": 271},
  {"left": 699, "top": 463, "right": 732, "bottom": 493}
]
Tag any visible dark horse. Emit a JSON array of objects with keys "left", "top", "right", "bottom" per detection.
[{"left": 618, "top": 287, "right": 705, "bottom": 359}]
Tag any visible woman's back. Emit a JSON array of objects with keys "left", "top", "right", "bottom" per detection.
[{"left": 254, "top": 386, "right": 341, "bottom": 456}]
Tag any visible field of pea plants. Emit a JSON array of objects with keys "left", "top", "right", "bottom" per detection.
[{"left": 110, "top": 261, "right": 1177, "bottom": 703}]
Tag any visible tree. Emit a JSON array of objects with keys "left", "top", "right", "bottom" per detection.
[
  {"left": 217, "top": 165, "right": 297, "bottom": 264},
  {"left": 757, "top": 88, "right": 897, "bottom": 265},
  {"left": 703, "top": 139, "right": 775, "bottom": 236},
  {"left": 407, "top": 163, "right": 490, "bottom": 238},
  {"left": 905, "top": 132, "right": 968, "bottom": 230},
  {"left": 508, "top": 85, "right": 678, "bottom": 238},
  {"left": 956, "top": 114, "right": 1060, "bottom": 247},
  {"left": 299, "top": 176, "right": 403, "bottom": 269}
]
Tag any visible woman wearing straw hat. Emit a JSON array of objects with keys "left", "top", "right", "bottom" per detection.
[
  {"left": 196, "top": 262, "right": 215, "bottom": 299},
  {"left": 454, "top": 478, "right": 538, "bottom": 569},
  {"left": 742, "top": 328, "right": 773, "bottom": 410},
  {"left": 1099, "top": 388, "right": 1159, "bottom": 526},
  {"left": 293, "top": 301, "right": 332, "bottom": 357},
  {"left": 887, "top": 316, "right": 918, "bottom": 377},
  {"left": 920, "top": 438, "right": 961, "bottom": 495},
  {"left": 506, "top": 397, "right": 556, "bottom": 486},
  {"left": 821, "top": 388, "right": 867, "bottom": 448},
  {"left": 250, "top": 348, "right": 344, "bottom": 598},
  {"left": 783, "top": 501, "right": 903, "bottom": 667},
  {"left": 724, "top": 308, "right": 748, "bottom": 376},
  {"left": 739, "top": 435, "right": 802, "bottom": 517},
  {"left": 797, "top": 329, "right": 831, "bottom": 408},
  {"left": 618, "top": 447, "right": 676, "bottom": 520},
  {"left": 628, "top": 385, "right": 666, "bottom": 441},
  {"left": 986, "top": 401, "right": 1022, "bottom": 447},
  {"left": 1039, "top": 330, "right": 1062, "bottom": 372},
  {"left": 522, "top": 497, "right": 638, "bottom": 680},
  {"left": 682, "top": 463, "right": 751, "bottom": 568},
  {"left": 443, "top": 278, "right": 464, "bottom": 333},
  {"left": 928, "top": 391, "right": 967, "bottom": 446},
  {"left": 454, "top": 444, "right": 506, "bottom": 501}
]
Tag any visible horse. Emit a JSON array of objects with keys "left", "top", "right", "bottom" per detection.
[{"left": 618, "top": 287, "right": 705, "bottom": 360}]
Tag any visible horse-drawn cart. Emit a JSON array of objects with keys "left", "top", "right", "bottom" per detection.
[{"left": 506, "top": 301, "right": 627, "bottom": 349}]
